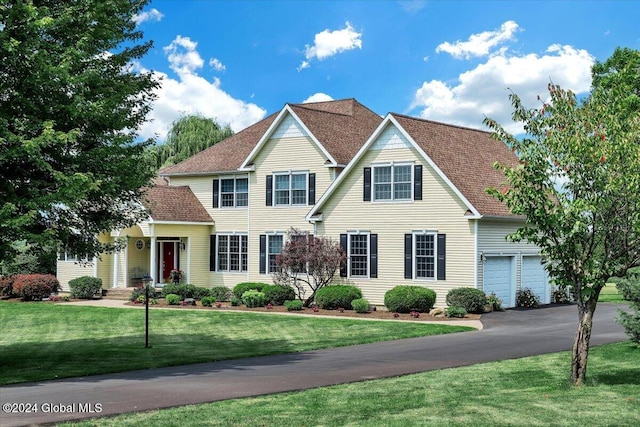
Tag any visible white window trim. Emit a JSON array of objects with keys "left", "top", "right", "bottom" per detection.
[
  {"left": 371, "top": 162, "right": 414, "bottom": 203},
  {"left": 219, "top": 176, "right": 249, "bottom": 209},
  {"left": 413, "top": 231, "right": 437, "bottom": 281},
  {"left": 347, "top": 231, "right": 370, "bottom": 279},
  {"left": 273, "top": 170, "right": 309, "bottom": 207},
  {"left": 216, "top": 233, "right": 248, "bottom": 273}
]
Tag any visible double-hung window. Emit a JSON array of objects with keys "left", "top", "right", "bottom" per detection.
[
  {"left": 216, "top": 234, "right": 248, "bottom": 272},
  {"left": 414, "top": 233, "right": 436, "bottom": 279},
  {"left": 267, "top": 234, "right": 284, "bottom": 273},
  {"left": 274, "top": 172, "right": 307, "bottom": 206},
  {"left": 339, "top": 232, "right": 378, "bottom": 279},
  {"left": 214, "top": 177, "right": 248, "bottom": 208},
  {"left": 373, "top": 164, "right": 412, "bottom": 201}
]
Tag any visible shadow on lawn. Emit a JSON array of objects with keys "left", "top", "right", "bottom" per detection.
[{"left": 0, "top": 334, "right": 315, "bottom": 387}]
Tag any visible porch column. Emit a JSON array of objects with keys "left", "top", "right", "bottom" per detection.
[
  {"left": 150, "top": 236, "right": 157, "bottom": 284},
  {"left": 112, "top": 250, "right": 119, "bottom": 288}
]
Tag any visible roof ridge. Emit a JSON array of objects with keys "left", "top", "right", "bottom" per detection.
[
  {"left": 391, "top": 112, "right": 491, "bottom": 135},
  {"left": 289, "top": 98, "right": 356, "bottom": 117}
]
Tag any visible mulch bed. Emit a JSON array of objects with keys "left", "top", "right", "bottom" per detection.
[{"left": 126, "top": 299, "right": 481, "bottom": 322}]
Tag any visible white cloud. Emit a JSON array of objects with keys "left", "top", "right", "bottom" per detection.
[
  {"left": 302, "top": 93, "right": 334, "bottom": 103},
  {"left": 412, "top": 44, "right": 595, "bottom": 134},
  {"left": 299, "top": 21, "right": 362, "bottom": 70},
  {"left": 137, "top": 36, "right": 266, "bottom": 141},
  {"left": 399, "top": 1, "right": 427, "bottom": 13},
  {"left": 209, "top": 58, "right": 226, "bottom": 72},
  {"left": 436, "top": 20, "right": 520, "bottom": 60},
  {"left": 132, "top": 8, "right": 163, "bottom": 25}
]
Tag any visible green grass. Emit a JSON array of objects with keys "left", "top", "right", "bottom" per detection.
[
  {"left": 599, "top": 283, "right": 627, "bottom": 303},
  {"left": 0, "top": 301, "right": 472, "bottom": 385},
  {"left": 61, "top": 342, "right": 640, "bottom": 427}
]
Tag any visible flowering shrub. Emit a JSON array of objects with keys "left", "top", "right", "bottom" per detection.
[
  {"left": 486, "top": 292, "right": 503, "bottom": 312},
  {"left": 12, "top": 274, "right": 60, "bottom": 301},
  {"left": 129, "top": 285, "right": 155, "bottom": 302},
  {"left": 516, "top": 288, "right": 540, "bottom": 308},
  {"left": 552, "top": 287, "right": 573, "bottom": 304}
]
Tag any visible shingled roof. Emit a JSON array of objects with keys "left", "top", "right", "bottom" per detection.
[
  {"left": 392, "top": 114, "right": 518, "bottom": 217},
  {"left": 143, "top": 185, "right": 213, "bottom": 223},
  {"left": 159, "top": 98, "right": 382, "bottom": 176}
]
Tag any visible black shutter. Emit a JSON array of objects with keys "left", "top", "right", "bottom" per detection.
[
  {"left": 266, "top": 175, "right": 273, "bottom": 206},
  {"left": 437, "top": 234, "right": 446, "bottom": 280},
  {"left": 308, "top": 173, "right": 316, "bottom": 205},
  {"left": 414, "top": 165, "right": 423, "bottom": 201},
  {"left": 340, "top": 234, "right": 348, "bottom": 277},
  {"left": 212, "top": 179, "right": 219, "bottom": 208},
  {"left": 370, "top": 234, "right": 378, "bottom": 278},
  {"left": 404, "top": 234, "right": 413, "bottom": 279},
  {"left": 209, "top": 235, "right": 216, "bottom": 271},
  {"left": 259, "top": 235, "right": 267, "bottom": 274},
  {"left": 363, "top": 167, "right": 371, "bottom": 201}
]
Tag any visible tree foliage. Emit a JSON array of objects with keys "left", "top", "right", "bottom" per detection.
[
  {"left": 484, "top": 47, "right": 640, "bottom": 386},
  {"left": 150, "top": 115, "right": 233, "bottom": 170},
  {"left": 0, "top": 0, "right": 159, "bottom": 261},
  {"left": 273, "top": 229, "right": 346, "bottom": 307}
]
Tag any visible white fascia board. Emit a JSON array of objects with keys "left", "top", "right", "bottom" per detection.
[
  {"left": 239, "top": 105, "right": 337, "bottom": 170},
  {"left": 386, "top": 115, "right": 482, "bottom": 218},
  {"left": 148, "top": 220, "right": 215, "bottom": 226},
  {"left": 306, "top": 115, "right": 394, "bottom": 221}
]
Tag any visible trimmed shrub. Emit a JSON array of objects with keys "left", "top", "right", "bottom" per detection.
[
  {"left": 193, "top": 287, "right": 212, "bottom": 300},
  {"left": 129, "top": 285, "right": 155, "bottom": 302},
  {"left": 284, "top": 299, "right": 303, "bottom": 311},
  {"left": 69, "top": 276, "right": 103, "bottom": 299},
  {"left": 351, "top": 298, "right": 370, "bottom": 313},
  {"left": 232, "top": 282, "right": 267, "bottom": 299},
  {"left": 165, "top": 294, "right": 181, "bottom": 305},
  {"left": 230, "top": 296, "right": 241, "bottom": 306},
  {"left": 0, "top": 275, "right": 15, "bottom": 298},
  {"left": 445, "top": 288, "right": 488, "bottom": 314},
  {"left": 12, "top": 274, "right": 60, "bottom": 301},
  {"left": 262, "top": 284, "right": 295, "bottom": 305},
  {"left": 210, "top": 286, "right": 232, "bottom": 302},
  {"left": 384, "top": 285, "right": 436, "bottom": 313},
  {"left": 314, "top": 285, "right": 362, "bottom": 310},
  {"left": 446, "top": 306, "right": 467, "bottom": 318},
  {"left": 516, "top": 288, "right": 540, "bottom": 308},
  {"left": 242, "top": 290, "right": 266, "bottom": 308},
  {"left": 201, "top": 296, "right": 215, "bottom": 307},
  {"left": 161, "top": 284, "right": 200, "bottom": 300}
]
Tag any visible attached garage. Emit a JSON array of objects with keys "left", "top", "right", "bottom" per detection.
[
  {"left": 483, "top": 256, "right": 515, "bottom": 308},
  {"left": 521, "top": 256, "right": 550, "bottom": 304}
]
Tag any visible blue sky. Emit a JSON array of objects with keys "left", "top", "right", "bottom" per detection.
[{"left": 132, "top": 0, "right": 639, "bottom": 142}]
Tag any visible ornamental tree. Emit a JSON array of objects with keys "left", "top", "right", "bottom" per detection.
[
  {"left": 0, "top": 0, "right": 159, "bottom": 262},
  {"left": 273, "top": 229, "right": 346, "bottom": 307},
  {"left": 484, "top": 48, "right": 640, "bottom": 386}
]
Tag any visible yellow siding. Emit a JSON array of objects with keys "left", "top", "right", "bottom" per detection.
[
  {"left": 153, "top": 224, "right": 213, "bottom": 287},
  {"left": 246, "top": 135, "right": 335, "bottom": 285},
  {"left": 57, "top": 261, "right": 95, "bottom": 292},
  {"left": 317, "top": 145, "right": 476, "bottom": 307}
]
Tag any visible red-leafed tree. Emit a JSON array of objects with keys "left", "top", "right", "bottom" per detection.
[{"left": 274, "top": 229, "right": 346, "bottom": 307}]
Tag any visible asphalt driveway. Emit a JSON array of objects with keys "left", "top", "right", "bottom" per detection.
[{"left": 0, "top": 303, "right": 629, "bottom": 426}]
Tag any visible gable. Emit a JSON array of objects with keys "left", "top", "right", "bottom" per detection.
[
  {"left": 372, "top": 125, "right": 412, "bottom": 151},
  {"left": 271, "top": 114, "right": 308, "bottom": 139}
]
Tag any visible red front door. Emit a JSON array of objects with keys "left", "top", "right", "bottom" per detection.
[{"left": 162, "top": 243, "right": 175, "bottom": 282}]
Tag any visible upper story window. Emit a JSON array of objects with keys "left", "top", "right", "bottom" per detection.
[
  {"left": 266, "top": 172, "right": 316, "bottom": 206},
  {"left": 363, "top": 164, "right": 422, "bottom": 202},
  {"left": 373, "top": 164, "right": 412, "bottom": 201},
  {"left": 213, "top": 176, "right": 248, "bottom": 208}
]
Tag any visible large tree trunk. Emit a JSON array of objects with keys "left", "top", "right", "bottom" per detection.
[{"left": 571, "top": 297, "right": 598, "bottom": 386}]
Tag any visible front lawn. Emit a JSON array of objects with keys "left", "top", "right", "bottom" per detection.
[
  {"left": 0, "top": 301, "right": 472, "bottom": 385},
  {"left": 599, "top": 283, "right": 627, "bottom": 303},
  {"left": 61, "top": 341, "right": 640, "bottom": 427}
]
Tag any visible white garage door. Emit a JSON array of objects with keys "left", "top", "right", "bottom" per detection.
[
  {"left": 522, "top": 256, "right": 550, "bottom": 304},
  {"left": 483, "top": 256, "right": 514, "bottom": 308}
]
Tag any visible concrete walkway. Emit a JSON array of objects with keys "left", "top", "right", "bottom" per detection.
[{"left": 0, "top": 303, "right": 629, "bottom": 426}]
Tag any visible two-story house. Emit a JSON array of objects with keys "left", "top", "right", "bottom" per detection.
[{"left": 57, "top": 98, "right": 550, "bottom": 308}]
